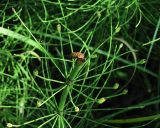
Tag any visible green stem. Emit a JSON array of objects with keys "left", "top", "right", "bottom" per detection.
[
  {"left": 101, "top": 114, "right": 160, "bottom": 124},
  {"left": 58, "top": 86, "right": 70, "bottom": 116},
  {"left": 58, "top": 63, "right": 84, "bottom": 116}
]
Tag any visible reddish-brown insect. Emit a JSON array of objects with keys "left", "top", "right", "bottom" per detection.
[{"left": 71, "top": 52, "right": 85, "bottom": 62}]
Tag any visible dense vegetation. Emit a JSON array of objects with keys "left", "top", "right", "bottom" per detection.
[{"left": 0, "top": 0, "right": 160, "bottom": 128}]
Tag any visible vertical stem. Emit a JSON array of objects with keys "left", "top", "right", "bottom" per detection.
[
  {"left": 58, "top": 85, "right": 70, "bottom": 116},
  {"left": 58, "top": 63, "right": 84, "bottom": 115}
]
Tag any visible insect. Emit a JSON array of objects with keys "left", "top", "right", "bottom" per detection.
[{"left": 71, "top": 52, "right": 85, "bottom": 63}]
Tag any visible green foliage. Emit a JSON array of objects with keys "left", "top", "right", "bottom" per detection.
[{"left": 0, "top": 0, "right": 160, "bottom": 128}]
